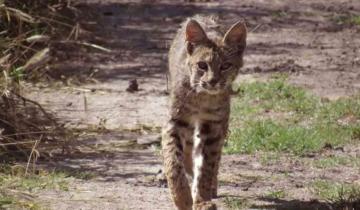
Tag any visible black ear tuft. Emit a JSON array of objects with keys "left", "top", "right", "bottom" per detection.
[{"left": 187, "top": 42, "right": 194, "bottom": 55}]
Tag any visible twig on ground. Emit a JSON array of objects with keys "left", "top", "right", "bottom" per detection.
[
  {"left": 1, "top": 131, "right": 52, "bottom": 137},
  {"left": 250, "top": 23, "right": 263, "bottom": 33},
  {"left": 79, "top": 41, "right": 111, "bottom": 52},
  {"left": 11, "top": 91, "right": 59, "bottom": 126},
  {"left": 57, "top": 40, "right": 112, "bottom": 52},
  {"left": 25, "top": 135, "right": 41, "bottom": 176},
  {"left": 0, "top": 140, "right": 38, "bottom": 146}
]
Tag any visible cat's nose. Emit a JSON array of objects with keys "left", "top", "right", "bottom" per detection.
[{"left": 208, "top": 78, "right": 218, "bottom": 87}]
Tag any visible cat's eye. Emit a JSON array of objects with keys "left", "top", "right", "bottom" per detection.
[
  {"left": 197, "top": 62, "right": 208, "bottom": 71},
  {"left": 220, "top": 62, "right": 232, "bottom": 71}
]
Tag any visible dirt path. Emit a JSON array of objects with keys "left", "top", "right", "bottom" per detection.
[{"left": 24, "top": 0, "right": 360, "bottom": 209}]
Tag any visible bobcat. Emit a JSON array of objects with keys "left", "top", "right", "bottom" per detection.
[{"left": 162, "top": 16, "right": 247, "bottom": 210}]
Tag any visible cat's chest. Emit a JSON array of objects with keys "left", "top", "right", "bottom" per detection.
[
  {"left": 186, "top": 98, "right": 229, "bottom": 122},
  {"left": 171, "top": 88, "right": 230, "bottom": 121}
]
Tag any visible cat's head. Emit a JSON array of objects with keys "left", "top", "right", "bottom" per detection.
[{"left": 185, "top": 19, "right": 247, "bottom": 95}]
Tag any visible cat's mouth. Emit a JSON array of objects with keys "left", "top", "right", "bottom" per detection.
[
  {"left": 198, "top": 83, "right": 223, "bottom": 95},
  {"left": 204, "top": 89, "right": 221, "bottom": 95}
]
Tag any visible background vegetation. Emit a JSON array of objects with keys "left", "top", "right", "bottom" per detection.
[
  {"left": 1, "top": 1, "right": 76, "bottom": 207},
  {"left": 0, "top": 0, "right": 77, "bottom": 161}
]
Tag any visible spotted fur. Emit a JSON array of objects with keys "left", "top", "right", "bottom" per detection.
[{"left": 162, "top": 16, "right": 247, "bottom": 210}]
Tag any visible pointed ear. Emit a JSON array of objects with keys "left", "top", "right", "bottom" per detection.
[
  {"left": 223, "top": 21, "right": 247, "bottom": 52},
  {"left": 185, "top": 19, "right": 208, "bottom": 43}
]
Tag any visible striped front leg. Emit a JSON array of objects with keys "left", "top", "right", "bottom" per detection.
[
  {"left": 192, "top": 120, "right": 226, "bottom": 209},
  {"left": 162, "top": 120, "right": 193, "bottom": 210}
]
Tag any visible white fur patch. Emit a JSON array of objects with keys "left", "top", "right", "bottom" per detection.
[{"left": 192, "top": 120, "right": 203, "bottom": 202}]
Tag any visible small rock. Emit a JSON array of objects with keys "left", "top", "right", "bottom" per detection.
[
  {"left": 126, "top": 79, "right": 139, "bottom": 92},
  {"left": 251, "top": 162, "right": 262, "bottom": 169},
  {"left": 103, "top": 11, "right": 113, "bottom": 16},
  {"left": 295, "top": 183, "right": 303, "bottom": 188}
]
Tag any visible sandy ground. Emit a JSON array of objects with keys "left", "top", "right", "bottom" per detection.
[{"left": 24, "top": 0, "right": 360, "bottom": 209}]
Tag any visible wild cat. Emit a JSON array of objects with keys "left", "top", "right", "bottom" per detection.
[{"left": 162, "top": 16, "right": 247, "bottom": 210}]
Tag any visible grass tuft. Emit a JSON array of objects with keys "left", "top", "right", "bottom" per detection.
[
  {"left": 0, "top": 164, "right": 70, "bottom": 209},
  {"left": 312, "top": 180, "right": 360, "bottom": 208},
  {"left": 313, "top": 156, "right": 360, "bottom": 169},
  {"left": 223, "top": 197, "right": 249, "bottom": 210},
  {"left": 264, "top": 190, "right": 286, "bottom": 199},
  {"left": 332, "top": 14, "right": 360, "bottom": 26},
  {"left": 351, "top": 16, "right": 360, "bottom": 25},
  {"left": 0, "top": 194, "right": 42, "bottom": 210},
  {"left": 0, "top": 168, "right": 69, "bottom": 192}
]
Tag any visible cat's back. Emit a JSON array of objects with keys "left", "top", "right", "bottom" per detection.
[{"left": 168, "top": 16, "right": 221, "bottom": 88}]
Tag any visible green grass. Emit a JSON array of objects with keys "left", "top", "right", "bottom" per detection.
[
  {"left": 312, "top": 180, "right": 360, "bottom": 204},
  {"left": 0, "top": 194, "right": 42, "bottom": 210},
  {"left": 231, "top": 75, "right": 318, "bottom": 116},
  {"left": 272, "top": 10, "right": 288, "bottom": 18},
  {"left": 54, "top": 169, "right": 96, "bottom": 180},
  {"left": 0, "top": 164, "right": 70, "bottom": 209},
  {"left": 225, "top": 76, "right": 360, "bottom": 155},
  {"left": 9, "top": 67, "right": 25, "bottom": 82},
  {"left": 223, "top": 197, "right": 249, "bottom": 210},
  {"left": 351, "top": 16, "right": 360, "bottom": 25},
  {"left": 259, "top": 152, "right": 281, "bottom": 165},
  {"left": 0, "top": 195, "right": 16, "bottom": 208},
  {"left": 0, "top": 163, "right": 98, "bottom": 209},
  {"left": 313, "top": 156, "right": 360, "bottom": 169},
  {"left": 264, "top": 190, "right": 286, "bottom": 199},
  {"left": 0, "top": 171, "right": 69, "bottom": 192},
  {"left": 332, "top": 14, "right": 360, "bottom": 26}
]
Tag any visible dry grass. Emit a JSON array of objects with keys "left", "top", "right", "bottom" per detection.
[
  {"left": 0, "top": 0, "right": 78, "bottom": 79},
  {"left": 0, "top": 0, "right": 77, "bottom": 161},
  {"left": 0, "top": 92, "right": 71, "bottom": 161}
]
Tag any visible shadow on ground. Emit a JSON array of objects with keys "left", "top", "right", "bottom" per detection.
[
  {"left": 43, "top": 131, "right": 163, "bottom": 183},
  {"left": 49, "top": 1, "right": 357, "bottom": 82},
  {"left": 253, "top": 197, "right": 360, "bottom": 210}
]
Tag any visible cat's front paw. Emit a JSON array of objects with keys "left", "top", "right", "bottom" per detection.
[
  {"left": 211, "top": 188, "right": 218, "bottom": 199},
  {"left": 193, "top": 201, "right": 217, "bottom": 210}
]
